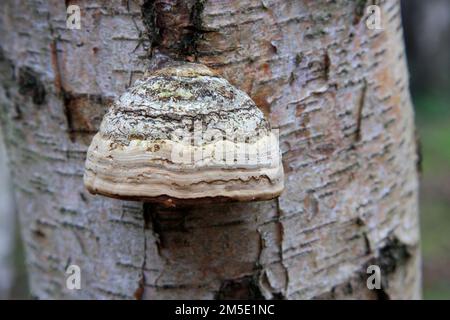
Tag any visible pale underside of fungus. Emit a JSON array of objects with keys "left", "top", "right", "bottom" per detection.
[{"left": 84, "top": 63, "right": 284, "bottom": 205}]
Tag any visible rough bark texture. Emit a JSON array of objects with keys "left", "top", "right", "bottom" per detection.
[{"left": 0, "top": 0, "right": 420, "bottom": 299}]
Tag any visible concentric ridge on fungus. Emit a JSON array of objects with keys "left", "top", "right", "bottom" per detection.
[{"left": 84, "top": 63, "right": 284, "bottom": 205}]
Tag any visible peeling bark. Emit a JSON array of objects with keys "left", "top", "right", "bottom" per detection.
[{"left": 0, "top": 0, "right": 420, "bottom": 299}]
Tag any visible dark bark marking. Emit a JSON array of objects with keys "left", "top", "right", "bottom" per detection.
[
  {"left": 180, "top": 0, "right": 208, "bottom": 60},
  {"left": 50, "top": 41, "right": 63, "bottom": 96},
  {"left": 362, "top": 231, "right": 372, "bottom": 254},
  {"left": 289, "top": 72, "right": 296, "bottom": 85},
  {"left": 143, "top": 202, "right": 164, "bottom": 256},
  {"left": 313, "top": 236, "right": 412, "bottom": 300},
  {"left": 140, "top": 0, "right": 211, "bottom": 60},
  {"left": 64, "top": 0, "right": 77, "bottom": 7},
  {"left": 271, "top": 292, "right": 284, "bottom": 300},
  {"left": 135, "top": 203, "right": 155, "bottom": 299},
  {"left": 295, "top": 53, "right": 304, "bottom": 66},
  {"left": 18, "top": 66, "right": 46, "bottom": 105},
  {"left": 0, "top": 45, "right": 15, "bottom": 85},
  {"left": 135, "top": 230, "right": 147, "bottom": 300},
  {"left": 0, "top": 46, "right": 17, "bottom": 124},
  {"left": 374, "top": 287, "right": 390, "bottom": 300},
  {"left": 369, "top": 236, "right": 413, "bottom": 299},
  {"left": 141, "top": 0, "right": 162, "bottom": 55},
  {"left": 49, "top": 38, "right": 86, "bottom": 144},
  {"left": 13, "top": 103, "right": 23, "bottom": 120},
  {"left": 376, "top": 236, "right": 412, "bottom": 275},
  {"left": 315, "top": 142, "right": 336, "bottom": 156},
  {"left": 354, "top": 80, "right": 367, "bottom": 142},
  {"left": 134, "top": 277, "right": 145, "bottom": 300},
  {"left": 323, "top": 51, "right": 331, "bottom": 81},
  {"left": 216, "top": 275, "right": 265, "bottom": 300},
  {"left": 142, "top": 202, "right": 153, "bottom": 230},
  {"left": 414, "top": 129, "right": 423, "bottom": 175},
  {"left": 62, "top": 96, "right": 75, "bottom": 143},
  {"left": 32, "top": 228, "right": 46, "bottom": 240},
  {"left": 63, "top": 93, "right": 112, "bottom": 143},
  {"left": 79, "top": 192, "right": 87, "bottom": 203},
  {"left": 353, "top": 0, "right": 368, "bottom": 25},
  {"left": 275, "top": 199, "right": 289, "bottom": 294}
]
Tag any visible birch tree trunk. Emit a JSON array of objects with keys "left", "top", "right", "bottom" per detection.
[{"left": 0, "top": 0, "right": 421, "bottom": 299}]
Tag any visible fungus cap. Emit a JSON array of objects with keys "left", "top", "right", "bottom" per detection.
[{"left": 83, "top": 63, "right": 284, "bottom": 205}]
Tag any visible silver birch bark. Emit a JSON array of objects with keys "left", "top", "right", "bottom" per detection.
[{"left": 0, "top": 0, "right": 421, "bottom": 299}]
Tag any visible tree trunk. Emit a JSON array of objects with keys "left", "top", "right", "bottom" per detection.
[{"left": 0, "top": 0, "right": 421, "bottom": 299}]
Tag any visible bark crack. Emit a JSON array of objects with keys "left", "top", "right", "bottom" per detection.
[
  {"left": 46, "top": 11, "right": 77, "bottom": 142},
  {"left": 140, "top": 0, "right": 162, "bottom": 57},
  {"left": 276, "top": 198, "right": 289, "bottom": 297},
  {"left": 354, "top": 79, "right": 368, "bottom": 142},
  {"left": 134, "top": 203, "right": 152, "bottom": 300},
  {"left": 181, "top": 0, "right": 209, "bottom": 60},
  {"left": 323, "top": 50, "right": 331, "bottom": 81}
]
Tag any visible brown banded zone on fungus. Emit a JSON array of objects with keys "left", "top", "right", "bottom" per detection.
[{"left": 83, "top": 63, "right": 284, "bottom": 205}]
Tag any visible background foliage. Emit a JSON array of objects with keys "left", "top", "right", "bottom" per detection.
[{"left": 402, "top": 0, "right": 450, "bottom": 300}]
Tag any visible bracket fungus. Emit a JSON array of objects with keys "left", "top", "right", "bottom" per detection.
[{"left": 83, "top": 62, "right": 284, "bottom": 205}]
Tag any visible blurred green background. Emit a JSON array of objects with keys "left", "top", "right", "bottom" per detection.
[
  {"left": 416, "top": 95, "right": 450, "bottom": 299},
  {"left": 1, "top": 0, "right": 449, "bottom": 299},
  {"left": 402, "top": 0, "right": 450, "bottom": 299}
]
